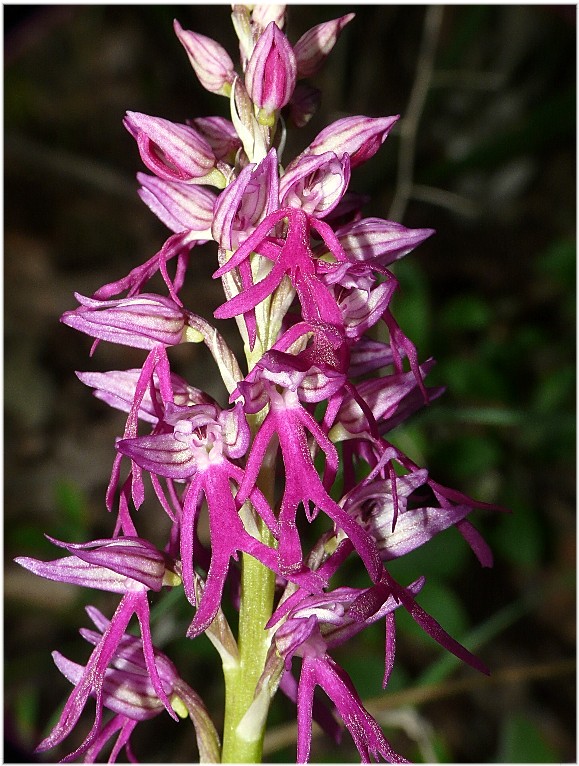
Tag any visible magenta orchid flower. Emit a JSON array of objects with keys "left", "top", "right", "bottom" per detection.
[
  {"left": 52, "top": 606, "right": 220, "bottom": 763},
  {"left": 18, "top": 7, "right": 501, "bottom": 763},
  {"left": 15, "top": 538, "right": 181, "bottom": 757},
  {"left": 270, "top": 587, "right": 418, "bottom": 763}
]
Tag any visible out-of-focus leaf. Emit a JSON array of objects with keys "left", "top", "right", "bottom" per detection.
[
  {"left": 491, "top": 498, "right": 545, "bottom": 569},
  {"left": 497, "top": 712, "right": 559, "bottom": 762},
  {"left": 439, "top": 294, "right": 492, "bottom": 333}
]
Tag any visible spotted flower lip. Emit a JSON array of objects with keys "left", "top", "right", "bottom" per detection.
[
  {"left": 174, "top": 19, "right": 235, "bottom": 96},
  {"left": 245, "top": 20, "right": 297, "bottom": 116}
]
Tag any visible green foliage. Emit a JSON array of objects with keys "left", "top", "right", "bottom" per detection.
[{"left": 496, "top": 712, "right": 560, "bottom": 763}]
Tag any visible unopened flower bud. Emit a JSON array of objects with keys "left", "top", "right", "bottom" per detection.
[
  {"left": 61, "top": 293, "right": 193, "bottom": 349},
  {"left": 305, "top": 114, "right": 399, "bottom": 168},
  {"left": 245, "top": 21, "right": 296, "bottom": 121},
  {"left": 124, "top": 111, "right": 226, "bottom": 187},
  {"left": 174, "top": 20, "right": 235, "bottom": 97},
  {"left": 334, "top": 217, "right": 435, "bottom": 266},
  {"left": 294, "top": 13, "right": 355, "bottom": 78}
]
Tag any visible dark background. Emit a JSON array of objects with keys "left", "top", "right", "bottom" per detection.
[{"left": 4, "top": 5, "right": 576, "bottom": 763}]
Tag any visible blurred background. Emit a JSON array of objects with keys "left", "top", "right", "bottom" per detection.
[{"left": 4, "top": 5, "right": 575, "bottom": 763}]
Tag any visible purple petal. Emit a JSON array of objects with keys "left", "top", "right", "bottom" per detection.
[{"left": 137, "top": 172, "right": 215, "bottom": 234}]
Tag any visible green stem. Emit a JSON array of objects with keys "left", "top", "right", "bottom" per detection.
[
  {"left": 221, "top": 531, "right": 276, "bottom": 763},
  {"left": 221, "top": 437, "right": 277, "bottom": 763}
]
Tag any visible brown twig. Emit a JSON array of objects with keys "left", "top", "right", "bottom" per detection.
[{"left": 388, "top": 6, "right": 444, "bottom": 222}]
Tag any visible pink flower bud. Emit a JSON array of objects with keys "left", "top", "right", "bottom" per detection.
[
  {"left": 124, "top": 111, "right": 222, "bottom": 185},
  {"left": 280, "top": 151, "right": 350, "bottom": 218},
  {"left": 61, "top": 293, "right": 192, "bottom": 349},
  {"left": 294, "top": 13, "right": 355, "bottom": 78},
  {"left": 173, "top": 20, "right": 235, "bottom": 96},
  {"left": 305, "top": 114, "right": 399, "bottom": 168},
  {"left": 245, "top": 21, "right": 296, "bottom": 116},
  {"left": 334, "top": 217, "right": 435, "bottom": 266}
]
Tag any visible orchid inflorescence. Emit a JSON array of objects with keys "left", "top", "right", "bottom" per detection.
[{"left": 16, "top": 6, "right": 500, "bottom": 763}]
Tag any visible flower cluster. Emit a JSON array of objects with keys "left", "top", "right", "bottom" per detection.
[{"left": 17, "top": 6, "right": 500, "bottom": 763}]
